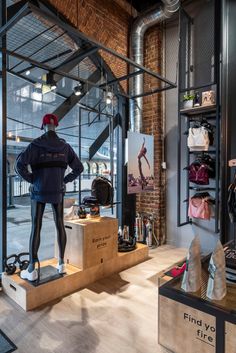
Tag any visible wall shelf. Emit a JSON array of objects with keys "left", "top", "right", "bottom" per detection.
[
  {"left": 177, "top": 6, "right": 220, "bottom": 234},
  {"left": 180, "top": 104, "right": 216, "bottom": 115}
]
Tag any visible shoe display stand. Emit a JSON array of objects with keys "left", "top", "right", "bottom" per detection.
[
  {"left": 2, "top": 217, "right": 148, "bottom": 311},
  {"left": 158, "top": 258, "right": 236, "bottom": 353}
]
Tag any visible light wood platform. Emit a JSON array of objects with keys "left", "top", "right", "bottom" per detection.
[{"left": 2, "top": 243, "right": 148, "bottom": 311}]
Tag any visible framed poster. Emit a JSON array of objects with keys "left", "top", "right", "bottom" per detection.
[{"left": 127, "top": 131, "right": 154, "bottom": 194}]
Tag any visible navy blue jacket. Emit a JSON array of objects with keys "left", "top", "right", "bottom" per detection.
[{"left": 15, "top": 131, "right": 84, "bottom": 204}]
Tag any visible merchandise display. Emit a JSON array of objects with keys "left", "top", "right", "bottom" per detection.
[
  {"left": 224, "top": 247, "right": 236, "bottom": 283},
  {"left": 188, "top": 193, "right": 214, "bottom": 220},
  {"left": 206, "top": 240, "right": 227, "bottom": 300},
  {"left": 4, "top": 252, "right": 30, "bottom": 275},
  {"left": 188, "top": 155, "right": 215, "bottom": 185},
  {"left": 202, "top": 90, "right": 216, "bottom": 106},
  {"left": 134, "top": 213, "right": 159, "bottom": 247},
  {"left": 187, "top": 126, "right": 210, "bottom": 151},
  {"left": 181, "top": 236, "right": 201, "bottom": 292},
  {"left": 91, "top": 176, "right": 113, "bottom": 206},
  {"left": 118, "top": 236, "right": 136, "bottom": 252},
  {"left": 15, "top": 114, "right": 83, "bottom": 281}
]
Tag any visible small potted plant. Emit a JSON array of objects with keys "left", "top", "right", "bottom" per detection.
[{"left": 183, "top": 93, "right": 195, "bottom": 109}]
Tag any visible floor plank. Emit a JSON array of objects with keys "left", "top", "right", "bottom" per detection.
[{"left": 0, "top": 245, "right": 186, "bottom": 353}]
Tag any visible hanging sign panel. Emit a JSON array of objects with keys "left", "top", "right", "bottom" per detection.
[{"left": 127, "top": 131, "right": 154, "bottom": 194}]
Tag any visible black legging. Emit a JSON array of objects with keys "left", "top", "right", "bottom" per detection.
[{"left": 30, "top": 199, "right": 67, "bottom": 264}]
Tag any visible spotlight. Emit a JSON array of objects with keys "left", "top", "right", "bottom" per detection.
[
  {"left": 106, "top": 91, "right": 113, "bottom": 105},
  {"left": 50, "top": 82, "right": 57, "bottom": 90},
  {"left": 74, "top": 82, "right": 84, "bottom": 96},
  {"left": 25, "top": 70, "right": 31, "bottom": 76}
]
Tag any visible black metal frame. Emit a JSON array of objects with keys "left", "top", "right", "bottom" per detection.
[
  {"left": 0, "top": 0, "right": 7, "bottom": 274},
  {"left": 0, "top": 0, "right": 176, "bottom": 100},
  {"left": 177, "top": 0, "right": 221, "bottom": 234},
  {"left": 0, "top": 0, "right": 126, "bottom": 272}
]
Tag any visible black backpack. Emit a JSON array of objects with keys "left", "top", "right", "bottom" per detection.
[{"left": 91, "top": 176, "right": 113, "bottom": 206}]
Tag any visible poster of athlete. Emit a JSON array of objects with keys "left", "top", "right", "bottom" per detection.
[{"left": 127, "top": 131, "right": 154, "bottom": 194}]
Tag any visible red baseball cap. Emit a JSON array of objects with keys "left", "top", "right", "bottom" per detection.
[{"left": 41, "top": 114, "right": 59, "bottom": 130}]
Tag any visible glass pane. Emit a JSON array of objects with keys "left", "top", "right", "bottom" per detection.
[
  {"left": 6, "top": 72, "right": 70, "bottom": 260},
  {"left": 7, "top": 71, "right": 118, "bottom": 260}
]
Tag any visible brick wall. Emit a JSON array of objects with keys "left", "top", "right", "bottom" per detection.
[
  {"left": 49, "top": 0, "right": 166, "bottom": 242},
  {"left": 136, "top": 25, "right": 166, "bottom": 244},
  {"left": 48, "top": 0, "right": 131, "bottom": 90}
]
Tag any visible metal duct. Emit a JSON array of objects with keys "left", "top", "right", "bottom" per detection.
[{"left": 130, "top": 0, "right": 179, "bottom": 132}]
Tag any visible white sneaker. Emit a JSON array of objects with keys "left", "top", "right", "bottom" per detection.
[
  {"left": 57, "top": 263, "right": 66, "bottom": 274},
  {"left": 20, "top": 268, "right": 38, "bottom": 282}
]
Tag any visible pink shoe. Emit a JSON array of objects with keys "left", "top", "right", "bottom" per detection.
[{"left": 170, "top": 262, "right": 186, "bottom": 277}]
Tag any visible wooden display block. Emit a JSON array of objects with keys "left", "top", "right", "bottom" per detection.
[
  {"left": 225, "top": 321, "right": 236, "bottom": 353},
  {"left": 56, "top": 216, "right": 118, "bottom": 269},
  {"left": 2, "top": 243, "right": 148, "bottom": 311},
  {"left": 159, "top": 296, "right": 216, "bottom": 353}
]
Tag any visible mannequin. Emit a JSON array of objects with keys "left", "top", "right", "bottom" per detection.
[{"left": 15, "top": 114, "right": 83, "bottom": 281}]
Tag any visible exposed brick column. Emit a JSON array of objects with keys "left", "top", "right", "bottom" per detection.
[{"left": 136, "top": 24, "right": 166, "bottom": 244}]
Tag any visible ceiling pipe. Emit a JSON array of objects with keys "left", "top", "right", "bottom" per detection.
[{"left": 130, "top": 0, "right": 180, "bottom": 132}]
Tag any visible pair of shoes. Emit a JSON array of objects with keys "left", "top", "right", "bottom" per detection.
[
  {"left": 20, "top": 268, "right": 38, "bottom": 281},
  {"left": 57, "top": 263, "right": 66, "bottom": 274}
]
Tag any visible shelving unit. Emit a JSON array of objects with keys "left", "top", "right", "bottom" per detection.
[
  {"left": 177, "top": 3, "right": 221, "bottom": 234},
  {"left": 178, "top": 105, "right": 220, "bottom": 233}
]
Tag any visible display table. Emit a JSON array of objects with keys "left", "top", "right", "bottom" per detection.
[
  {"left": 158, "top": 259, "right": 236, "bottom": 353},
  {"left": 56, "top": 216, "right": 118, "bottom": 269}
]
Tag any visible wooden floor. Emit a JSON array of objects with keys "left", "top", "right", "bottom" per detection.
[{"left": 0, "top": 245, "right": 186, "bottom": 353}]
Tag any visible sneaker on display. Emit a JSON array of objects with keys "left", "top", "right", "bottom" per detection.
[
  {"left": 57, "top": 263, "right": 66, "bottom": 274},
  {"left": 20, "top": 268, "right": 38, "bottom": 282}
]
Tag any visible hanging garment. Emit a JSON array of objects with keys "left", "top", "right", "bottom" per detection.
[
  {"left": 200, "top": 121, "right": 214, "bottom": 146},
  {"left": 190, "top": 154, "right": 215, "bottom": 178},
  {"left": 15, "top": 131, "right": 84, "bottom": 204},
  {"left": 188, "top": 196, "right": 211, "bottom": 220},
  {"left": 207, "top": 240, "right": 227, "bottom": 300},
  {"left": 189, "top": 162, "right": 209, "bottom": 185},
  {"left": 181, "top": 236, "right": 202, "bottom": 292},
  {"left": 187, "top": 127, "right": 210, "bottom": 151},
  {"left": 228, "top": 183, "right": 236, "bottom": 223}
]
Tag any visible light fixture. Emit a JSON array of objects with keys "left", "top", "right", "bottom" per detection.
[
  {"left": 46, "top": 72, "right": 57, "bottom": 90},
  {"left": 25, "top": 70, "right": 31, "bottom": 76},
  {"left": 105, "top": 91, "right": 113, "bottom": 105},
  {"left": 74, "top": 82, "right": 84, "bottom": 96},
  {"left": 16, "top": 136, "right": 20, "bottom": 143},
  {"left": 8, "top": 131, "right": 12, "bottom": 138}
]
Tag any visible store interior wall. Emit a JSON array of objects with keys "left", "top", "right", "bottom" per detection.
[{"left": 165, "top": 0, "right": 219, "bottom": 252}]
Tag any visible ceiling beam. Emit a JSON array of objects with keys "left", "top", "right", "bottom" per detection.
[
  {"left": 0, "top": 1, "right": 30, "bottom": 38},
  {"left": 52, "top": 69, "right": 101, "bottom": 121},
  {"left": 89, "top": 113, "right": 120, "bottom": 160},
  {"left": 53, "top": 45, "right": 98, "bottom": 82}
]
